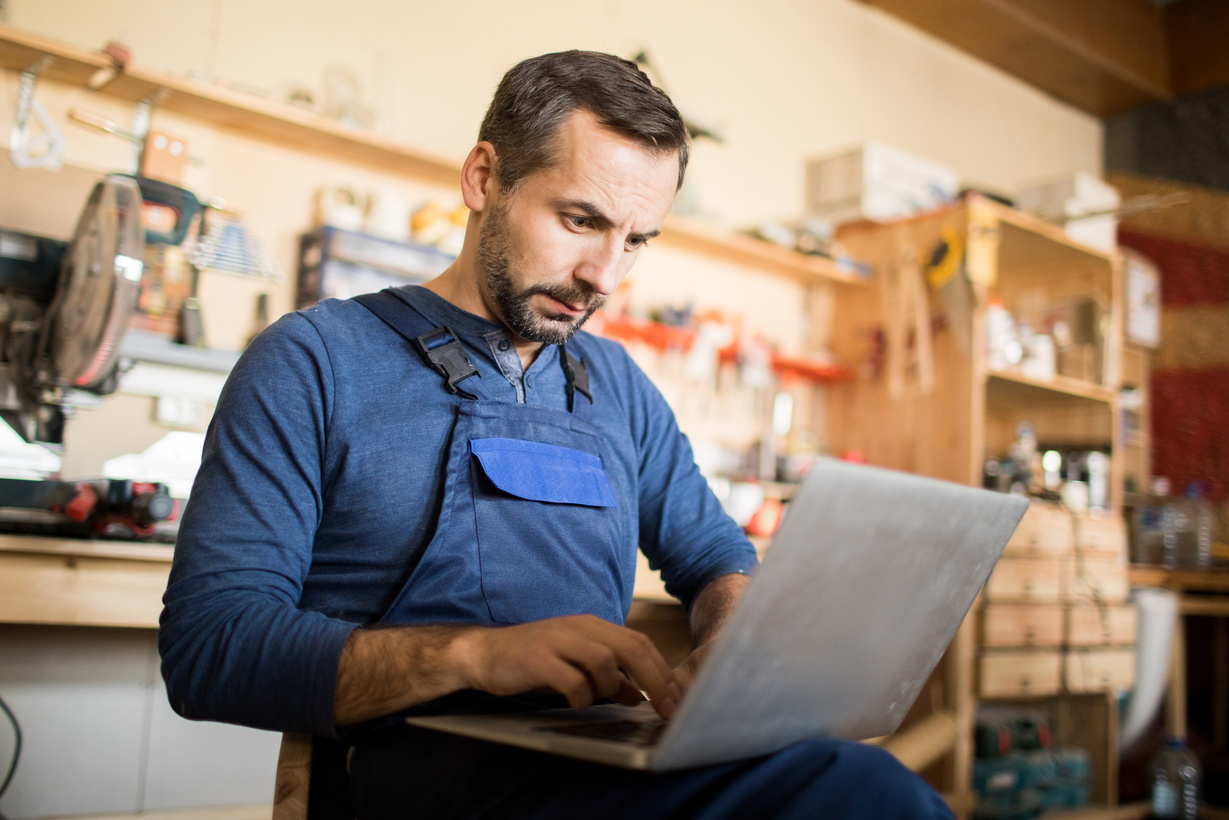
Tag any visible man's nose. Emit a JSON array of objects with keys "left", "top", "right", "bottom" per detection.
[{"left": 574, "top": 236, "right": 626, "bottom": 297}]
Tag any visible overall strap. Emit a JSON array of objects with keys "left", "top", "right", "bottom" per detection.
[
  {"left": 558, "top": 342, "right": 593, "bottom": 414},
  {"left": 354, "top": 289, "right": 481, "bottom": 400}
]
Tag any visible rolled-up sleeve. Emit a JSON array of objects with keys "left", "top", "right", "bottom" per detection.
[
  {"left": 158, "top": 313, "right": 354, "bottom": 737},
  {"left": 625, "top": 362, "right": 759, "bottom": 609}
]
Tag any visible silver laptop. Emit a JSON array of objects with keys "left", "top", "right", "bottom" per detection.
[{"left": 406, "top": 459, "right": 1028, "bottom": 771}]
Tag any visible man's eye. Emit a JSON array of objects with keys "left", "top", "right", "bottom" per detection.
[
  {"left": 626, "top": 236, "right": 649, "bottom": 250},
  {"left": 567, "top": 215, "right": 592, "bottom": 229}
]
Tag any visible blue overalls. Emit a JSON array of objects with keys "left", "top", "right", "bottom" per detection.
[
  {"left": 318, "top": 289, "right": 954, "bottom": 820},
  {"left": 354, "top": 288, "right": 633, "bottom": 629}
]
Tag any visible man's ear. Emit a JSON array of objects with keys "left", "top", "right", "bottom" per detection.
[{"left": 460, "top": 141, "right": 498, "bottom": 213}]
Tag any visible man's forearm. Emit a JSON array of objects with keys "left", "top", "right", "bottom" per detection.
[
  {"left": 334, "top": 614, "right": 681, "bottom": 727},
  {"left": 688, "top": 572, "right": 752, "bottom": 649},
  {"left": 334, "top": 624, "right": 474, "bottom": 726}
]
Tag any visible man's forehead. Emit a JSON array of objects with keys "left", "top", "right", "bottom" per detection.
[{"left": 529, "top": 112, "right": 678, "bottom": 215}]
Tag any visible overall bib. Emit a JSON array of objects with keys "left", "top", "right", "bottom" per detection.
[{"left": 355, "top": 288, "right": 634, "bottom": 628}]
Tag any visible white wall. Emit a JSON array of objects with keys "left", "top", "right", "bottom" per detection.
[{"left": 6, "top": 0, "right": 1101, "bottom": 230}]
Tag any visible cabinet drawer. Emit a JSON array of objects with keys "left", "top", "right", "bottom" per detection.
[
  {"left": 1076, "top": 515, "right": 1127, "bottom": 557},
  {"left": 1066, "top": 604, "right": 1138, "bottom": 647},
  {"left": 979, "top": 650, "right": 1062, "bottom": 698},
  {"left": 985, "top": 557, "right": 1063, "bottom": 602},
  {"left": 981, "top": 604, "right": 1064, "bottom": 648},
  {"left": 1004, "top": 503, "right": 1074, "bottom": 555},
  {"left": 1062, "top": 556, "right": 1129, "bottom": 603},
  {"left": 1064, "top": 648, "right": 1136, "bottom": 693}
]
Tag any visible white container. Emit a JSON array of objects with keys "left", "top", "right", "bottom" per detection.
[
  {"left": 1015, "top": 172, "right": 1120, "bottom": 253},
  {"left": 805, "top": 142, "right": 959, "bottom": 225}
]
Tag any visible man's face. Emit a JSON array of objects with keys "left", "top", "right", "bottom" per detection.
[{"left": 475, "top": 111, "right": 679, "bottom": 347}]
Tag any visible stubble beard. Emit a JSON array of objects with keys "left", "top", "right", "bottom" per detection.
[{"left": 476, "top": 201, "right": 604, "bottom": 346}]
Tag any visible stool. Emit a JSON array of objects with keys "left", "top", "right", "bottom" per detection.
[{"left": 274, "top": 732, "right": 312, "bottom": 820}]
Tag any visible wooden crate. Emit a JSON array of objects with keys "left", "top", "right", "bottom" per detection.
[
  {"left": 984, "top": 556, "right": 1063, "bottom": 603},
  {"left": 1062, "top": 555, "right": 1130, "bottom": 603},
  {"left": 978, "top": 649, "right": 1063, "bottom": 697},
  {"left": 981, "top": 604, "right": 1064, "bottom": 648},
  {"left": 1066, "top": 603, "right": 1139, "bottom": 647},
  {"left": 1064, "top": 648, "right": 1137, "bottom": 693},
  {"left": 1004, "top": 502, "right": 1075, "bottom": 555}
]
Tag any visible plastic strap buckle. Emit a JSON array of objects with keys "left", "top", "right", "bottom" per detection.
[
  {"left": 412, "top": 326, "right": 480, "bottom": 398},
  {"left": 559, "top": 344, "right": 592, "bottom": 413}
]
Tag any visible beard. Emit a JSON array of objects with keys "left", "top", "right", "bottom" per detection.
[{"left": 476, "top": 201, "right": 604, "bottom": 346}]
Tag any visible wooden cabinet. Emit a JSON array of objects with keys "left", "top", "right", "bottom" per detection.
[{"left": 823, "top": 199, "right": 1131, "bottom": 816}]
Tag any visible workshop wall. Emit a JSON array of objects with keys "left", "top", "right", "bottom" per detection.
[
  {"left": 0, "top": 0, "right": 1103, "bottom": 478},
  {"left": 6, "top": 0, "right": 1101, "bottom": 228}
]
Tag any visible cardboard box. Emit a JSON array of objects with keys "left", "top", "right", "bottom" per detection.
[
  {"left": 805, "top": 142, "right": 959, "bottom": 225},
  {"left": 1015, "top": 172, "right": 1120, "bottom": 253}
]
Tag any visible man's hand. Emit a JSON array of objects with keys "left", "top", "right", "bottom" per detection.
[
  {"left": 456, "top": 614, "right": 680, "bottom": 717},
  {"left": 335, "top": 615, "right": 680, "bottom": 727}
]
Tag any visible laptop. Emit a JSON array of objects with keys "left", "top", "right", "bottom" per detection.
[{"left": 406, "top": 459, "right": 1028, "bottom": 771}]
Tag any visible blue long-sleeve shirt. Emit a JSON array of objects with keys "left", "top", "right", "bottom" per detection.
[{"left": 158, "top": 286, "right": 758, "bottom": 737}]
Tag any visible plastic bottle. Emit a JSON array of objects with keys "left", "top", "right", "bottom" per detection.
[
  {"left": 1150, "top": 737, "right": 1200, "bottom": 819},
  {"left": 1132, "top": 477, "right": 1171, "bottom": 565},
  {"left": 1161, "top": 484, "right": 1216, "bottom": 568},
  {"left": 1184, "top": 485, "right": 1216, "bottom": 569}
]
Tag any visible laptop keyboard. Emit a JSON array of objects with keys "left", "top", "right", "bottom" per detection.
[{"left": 534, "top": 718, "right": 668, "bottom": 746}]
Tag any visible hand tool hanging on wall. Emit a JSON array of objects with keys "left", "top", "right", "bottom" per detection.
[
  {"left": 925, "top": 226, "right": 975, "bottom": 359},
  {"left": 8, "top": 56, "right": 66, "bottom": 170},
  {"left": 881, "top": 243, "right": 935, "bottom": 399}
]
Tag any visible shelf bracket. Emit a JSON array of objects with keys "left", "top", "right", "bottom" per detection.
[
  {"left": 67, "top": 88, "right": 170, "bottom": 174},
  {"left": 8, "top": 55, "right": 66, "bottom": 171}
]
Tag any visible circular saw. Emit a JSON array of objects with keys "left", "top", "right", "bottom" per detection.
[
  {"left": 2, "top": 174, "right": 146, "bottom": 442},
  {"left": 49, "top": 173, "right": 146, "bottom": 390}
]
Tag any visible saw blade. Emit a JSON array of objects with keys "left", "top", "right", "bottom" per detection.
[{"left": 52, "top": 174, "right": 145, "bottom": 390}]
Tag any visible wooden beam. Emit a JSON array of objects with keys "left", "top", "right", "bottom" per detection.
[
  {"left": 859, "top": 0, "right": 1171, "bottom": 117},
  {"left": 1165, "top": 0, "right": 1229, "bottom": 97}
]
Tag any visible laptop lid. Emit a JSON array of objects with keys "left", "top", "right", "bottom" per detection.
[{"left": 649, "top": 459, "right": 1027, "bottom": 769}]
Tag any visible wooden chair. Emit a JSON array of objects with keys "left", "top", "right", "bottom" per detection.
[{"left": 273, "top": 732, "right": 312, "bottom": 820}]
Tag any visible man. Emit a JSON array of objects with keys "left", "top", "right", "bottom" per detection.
[{"left": 160, "top": 51, "right": 951, "bottom": 818}]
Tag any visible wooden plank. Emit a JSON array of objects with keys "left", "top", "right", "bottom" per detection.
[
  {"left": 1165, "top": 0, "right": 1229, "bottom": 96},
  {"left": 0, "top": 533, "right": 174, "bottom": 562},
  {"left": 1128, "top": 566, "right": 1229, "bottom": 593},
  {"left": 860, "top": 0, "right": 1170, "bottom": 116},
  {"left": 660, "top": 215, "right": 870, "bottom": 287},
  {"left": 0, "top": 550, "right": 169, "bottom": 627}
]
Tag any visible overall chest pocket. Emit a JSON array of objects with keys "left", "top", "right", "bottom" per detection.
[{"left": 468, "top": 438, "right": 625, "bottom": 624}]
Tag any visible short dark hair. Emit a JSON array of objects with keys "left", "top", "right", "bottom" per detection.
[{"left": 479, "top": 51, "right": 690, "bottom": 193}]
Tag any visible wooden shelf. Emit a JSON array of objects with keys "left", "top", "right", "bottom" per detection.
[
  {"left": 660, "top": 214, "right": 871, "bottom": 286},
  {"left": 986, "top": 368, "right": 1116, "bottom": 407},
  {"left": 972, "top": 196, "right": 1119, "bottom": 274},
  {"left": 0, "top": 22, "right": 866, "bottom": 290}
]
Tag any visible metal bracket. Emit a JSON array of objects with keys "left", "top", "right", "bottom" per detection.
[
  {"left": 9, "top": 56, "right": 66, "bottom": 170},
  {"left": 67, "top": 88, "right": 171, "bottom": 174}
]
